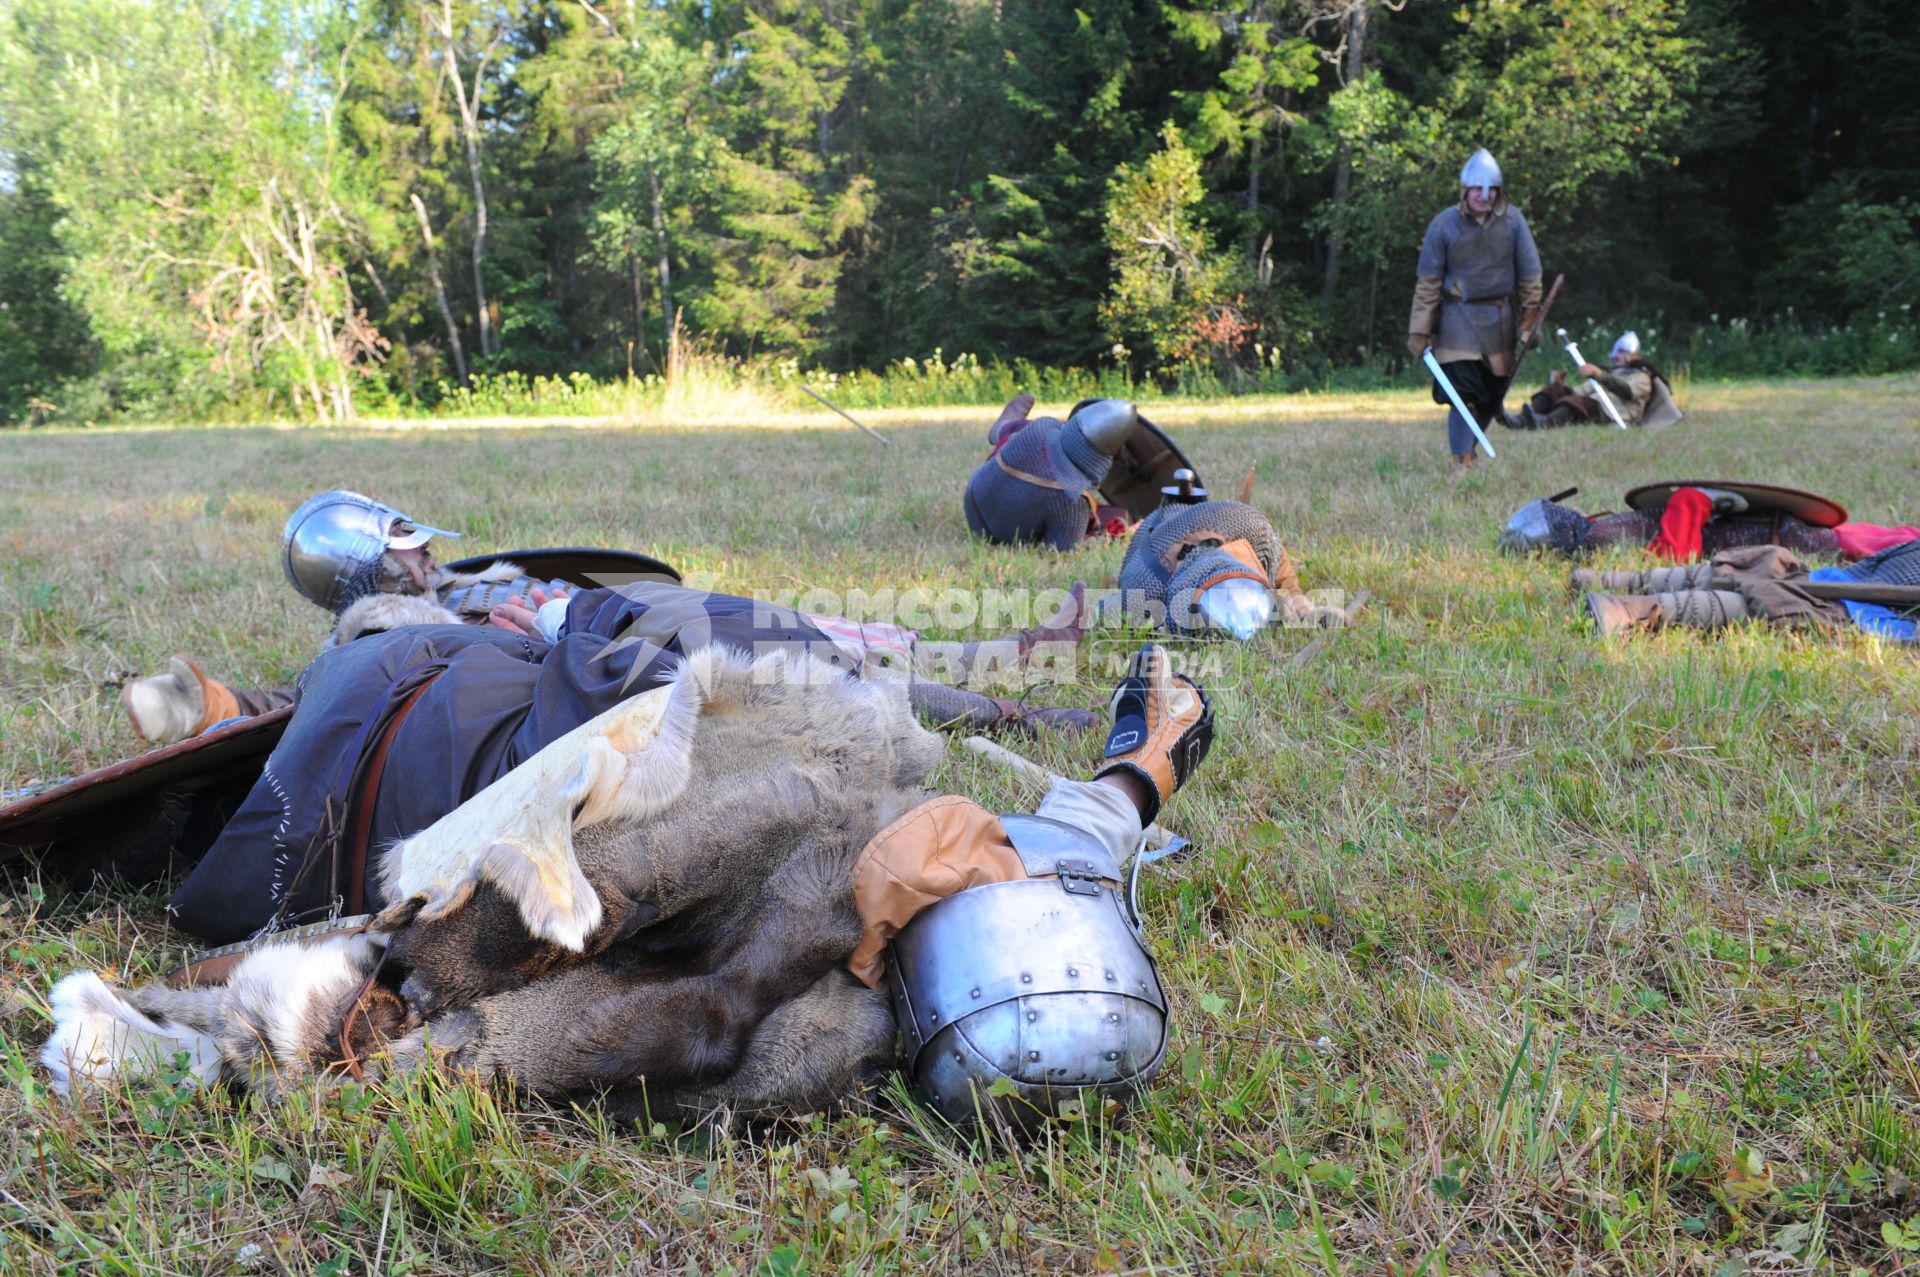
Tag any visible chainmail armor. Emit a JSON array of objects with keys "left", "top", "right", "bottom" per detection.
[
  {"left": 963, "top": 417, "right": 1110, "bottom": 551},
  {"left": 1850, "top": 539, "right": 1920, "bottom": 588},
  {"left": 1117, "top": 500, "right": 1298, "bottom": 634}
]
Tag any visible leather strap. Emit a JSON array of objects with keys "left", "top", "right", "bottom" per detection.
[
  {"left": 995, "top": 451, "right": 1066, "bottom": 491},
  {"left": 343, "top": 675, "right": 438, "bottom": 915}
]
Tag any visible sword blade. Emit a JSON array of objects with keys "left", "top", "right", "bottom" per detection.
[
  {"left": 1562, "top": 340, "right": 1631, "bottom": 430},
  {"left": 1421, "top": 349, "right": 1497, "bottom": 459}
]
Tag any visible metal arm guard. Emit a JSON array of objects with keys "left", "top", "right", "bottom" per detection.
[{"left": 885, "top": 815, "right": 1168, "bottom": 1131}]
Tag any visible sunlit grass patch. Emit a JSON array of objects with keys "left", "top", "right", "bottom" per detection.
[{"left": 2, "top": 378, "right": 1918, "bottom": 1273}]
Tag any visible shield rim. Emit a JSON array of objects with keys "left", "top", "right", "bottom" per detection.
[
  {"left": 1622, "top": 480, "right": 1848, "bottom": 529},
  {"left": 0, "top": 707, "right": 294, "bottom": 853},
  {"left": 444, "top": 546, "right": 682, "bottom": 586},
  {"left": 1095, "top": 414, "right": 1201, "bottom": 521}
]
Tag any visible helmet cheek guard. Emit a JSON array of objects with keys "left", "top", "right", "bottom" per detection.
[{"left": 885, "top": 816, "right": 1168, "bottom": 1133}]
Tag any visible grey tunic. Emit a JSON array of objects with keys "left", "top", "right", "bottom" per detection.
[{"left": 1410, "top": 202, "right": 1542, "bottom": 376}]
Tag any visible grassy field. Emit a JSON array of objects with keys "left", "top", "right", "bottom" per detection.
[{"left": 3, "top": 379, "right": 1919, "bottom": 1275}]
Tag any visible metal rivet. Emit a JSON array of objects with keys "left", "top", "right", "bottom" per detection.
[
  {"left": 1067, "top": 966, "right": 1079, "bottom": 977},
  {"left": 1108, "top": 1013, "right": 1121, "bottom": 1024},
  {"left": 969, "top": 988, "right": 981, "bottom": 999},
  {"left": 1105, "top": 970, "right": 1115, "bottom": 981},
  {"left": 1106, "top": 1051, "right": 1119, "bottom": 1061},
  {"left": 1020, "top": 973, "right": 1032, "bottom": 984},
  {"left": 954, "top": 1053, "right": 964, "bottom": 1064},
  {"left": 1028, "top": 1051, "right": 1041, "bottom": 1061},
  {"left": 1026, "top": 1011, "right": 1037, "bottom": 1023}
]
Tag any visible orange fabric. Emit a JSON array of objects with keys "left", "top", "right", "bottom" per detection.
[
  {"left": 1216, "top": 537, "right": 1268, "bottom": 581},
  {"left": 1649, "top": 487, "right": 1712, "bottom": 563},
  {"left": 186, "top": 660, "right": 242, "bottom": 734},
  {"left": 847, "top": 796, "right": 1028, "bottom": 988}
]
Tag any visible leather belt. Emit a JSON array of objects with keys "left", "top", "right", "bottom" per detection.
[{"left": 343, "top": 674, "right": 439, "bottom": 915}]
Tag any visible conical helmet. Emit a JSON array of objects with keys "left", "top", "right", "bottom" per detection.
[
  {"left": 281, "top": 490, "right": 460, "bottom": 614},
  {"left": 1460, "top": 148, "right": 1503, "bottom": 196}
]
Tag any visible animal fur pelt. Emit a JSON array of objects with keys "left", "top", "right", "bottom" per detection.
[
  {"left": 324, "top": 559, "right": 523, "bottom": 647},
  {"left": 42, "top": 644, "right": 942, "bottom": 1122}
]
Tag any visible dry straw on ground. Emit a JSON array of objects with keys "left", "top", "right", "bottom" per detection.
[{"left": 2, "top": 379, "right": 1918, "bottom": 1274}]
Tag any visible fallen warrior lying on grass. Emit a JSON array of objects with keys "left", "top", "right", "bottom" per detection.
[
  {"left": 42, "top": 644, "right": 1211, "bottom": 1130},
  {"left": 123, "top": 487, "right": 1099, "bottom": 749},
  {"left": 1577, "top": 539, "right": 1920, "bottom": 642}
]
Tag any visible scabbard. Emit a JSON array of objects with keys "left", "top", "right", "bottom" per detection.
[{"left": 1799, "top": 580, "right": 1920, "bottom": 607}]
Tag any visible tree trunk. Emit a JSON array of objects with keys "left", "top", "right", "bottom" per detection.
[
  {"left": 1320, "top": 0, "right": 1371, "bottom": 309},
  {"left": 630, "top": 250, "right": 647, "bottom": 359},
  {"left": 436, "top": 0, "right": 497, "bottom": 360},
  {"left": 410, "top": 192, "right": 470, "bottom": 385},
  {"left": 649, "top": 165, "right": 675, "bottom": 355}
]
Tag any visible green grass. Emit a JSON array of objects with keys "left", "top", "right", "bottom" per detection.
[{"left": 3, "top": 379, "right": 1919, "bottom": 1274}]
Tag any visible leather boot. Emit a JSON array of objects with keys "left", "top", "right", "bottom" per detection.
[
  {"left": 1570, "top": 568, "right": 1639, "bottom": 592},
  {"left": 1584, "top": 593, "right": 1664, "bottom": 636},
  {"left": 121, "top": 656, "right": 240, "bottom": 744}
]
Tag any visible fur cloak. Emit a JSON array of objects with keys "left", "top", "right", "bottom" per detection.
[{"left": 45, "top": 645, "right": 943, "bottom": 1122}]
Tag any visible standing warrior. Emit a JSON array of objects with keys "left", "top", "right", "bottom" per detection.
[{"left": 1408, "top": 148, "right": 1543, "bottom": 476}]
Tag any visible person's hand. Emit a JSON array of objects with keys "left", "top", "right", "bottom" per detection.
[
  {"left": 1579, "top": 362, "right": 1604, "bottom": 380},
  {"left": 487, "top": 586, "right": 571, "bottom": 636},
  {"left": 1094, "top": 643, "right": 1214, "bottom": 824},
  {"left": 1519, "top": 327, "right": 1541, "bottom": 351},
  {"left": 1407, "top": 333, "right": 1430, "bottom": 360},
  {"left": 488, "top": 601, "right": 539, "bottom": 634}
]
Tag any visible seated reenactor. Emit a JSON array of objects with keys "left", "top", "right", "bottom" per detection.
[{"left": 1515, "top": 331, "right": 1681, "bottom": 430}]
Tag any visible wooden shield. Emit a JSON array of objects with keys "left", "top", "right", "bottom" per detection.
[
  {"left": 445, "top": 546, "right": 682, "bottom": 588},
  {"left": 0, "top": 709, "right": 293, "bottom": 872},
  {"left": 1623, "top": 481, "right": 1848, "bottom": 529},
  {"left": 1097, "top": 414, "right": 1202, "bottom": 521}
]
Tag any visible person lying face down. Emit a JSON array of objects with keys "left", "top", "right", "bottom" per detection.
[
  {"left": 1111, "top": 488, "right": 1321, "bottom": 639},
  {"left": 963, "top": 396, "right": 1140, "bottom": 550},
  {"left": 43, "top": 642, "right": 1215, "bottom": 1133}
]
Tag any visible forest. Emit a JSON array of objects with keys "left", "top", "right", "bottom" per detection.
[{"left": 1, "top": 0, "right": 1916, "bottom": 424}]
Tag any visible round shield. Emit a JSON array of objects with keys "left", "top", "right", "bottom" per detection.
[
  {"left": 444, "top": 546, "right": 681, "bottom": 588},
  {"left": 0, "top": 708, "right": 293, "bottom": 861},
  {"left": 1097, "top": 415, "right": 1202, "bottom": 521},
  {"left": 1623, "top": 481, "right": 1848, "bottom": 529}
]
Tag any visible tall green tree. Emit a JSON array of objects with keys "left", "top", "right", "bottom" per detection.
[{"left": 0, "top": 0, "right": 382, "bottom": 420}]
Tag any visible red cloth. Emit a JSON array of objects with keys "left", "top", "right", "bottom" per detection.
[
  {"left": 1648, "top": 487, "right": 1712, "bottom": 562},
  {"left": 1834, "top": 522, "right": 1920, "bottom": 560}
]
